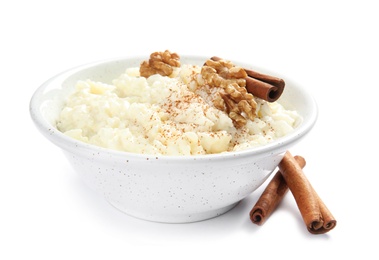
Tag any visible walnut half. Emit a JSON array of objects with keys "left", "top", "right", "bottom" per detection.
[
  {"left": 140, "top": 50, "right": 181, "bottom": 78},
  {"left": 201, "top": 59, "right": 257, "bottom": 128}
]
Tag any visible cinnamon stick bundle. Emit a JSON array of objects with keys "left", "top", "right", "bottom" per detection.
[
  {"left": 278, "top": 151, "right": 337, "bottom": 234},
  {"left": 250, "top": 152, "right": 336, "bottom": 234},
  {"left": 210, "top": 56, "right": 285, "bottom": 102},
  {"left": 249, "top": 155, "right": 306, "bottom": 225}
]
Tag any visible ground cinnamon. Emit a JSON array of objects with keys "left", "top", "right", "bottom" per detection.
[
  {"left": 210, "top": 56, "right": 285, "bottom": 102},
  {"left": 249, "top": 155, "right": 306, "bottom": 225},
  {"left": 278, "top": 151, "right": 337, "bottom": 234}
]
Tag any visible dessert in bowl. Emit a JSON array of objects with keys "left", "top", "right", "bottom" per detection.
[{"left": 29, "top": 51, "right": 317, "bottom": 223}]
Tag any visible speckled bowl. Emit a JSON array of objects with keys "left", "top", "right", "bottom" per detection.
[{"left": 29, "top": 56, "right": 317, "bottom": 223}]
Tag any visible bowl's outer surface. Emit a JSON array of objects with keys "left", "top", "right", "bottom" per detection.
[
  {"left": 30, "top": 56, "right": 317, "bottom": 223},
  {"left": 62, "top": 148, "right": 282, "bottom": 223}
]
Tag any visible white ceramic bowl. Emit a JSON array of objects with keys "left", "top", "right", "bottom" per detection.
[{"left": 30, "top": 56, "right": 317, "bottom": 223}]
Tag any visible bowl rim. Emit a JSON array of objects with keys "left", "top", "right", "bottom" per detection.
[{"left": 29, "top": 55, "right": 318, "bottom": 162}]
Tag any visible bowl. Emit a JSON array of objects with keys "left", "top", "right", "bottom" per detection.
[{"left": 29, "top": 55, "right": 317, "bottom": 223}]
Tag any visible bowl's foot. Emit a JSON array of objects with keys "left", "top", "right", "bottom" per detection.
[{"left": 106, "top": 199, "right": 240, "bottom": 223}]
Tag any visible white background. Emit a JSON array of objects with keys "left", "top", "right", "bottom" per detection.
[{"left": 1, "top": 0, "right": 378, "bottom": 259}]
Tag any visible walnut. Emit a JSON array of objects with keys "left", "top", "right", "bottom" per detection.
[
  {"left": 205, "top": 59, "right": 247, "bottom": 79},
  {"left": 201, "top": 59, "right": 257, "bottom": 127},
  {"left": 201, "top": 60, "right": 247, "bottom": 88},
  {"left": 140, "top": 50, "right": 181, "bottom": 78}
]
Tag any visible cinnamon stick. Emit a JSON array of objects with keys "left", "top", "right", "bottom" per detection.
[
  {"left": 210, "top": 56, "right": 285, "bottom": 102},
  {"left": 250, "top": 155, "right": 306, "bottom": 225},
  {"left": 278, "top": 151, "right": 337, "bottom": 234}
]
